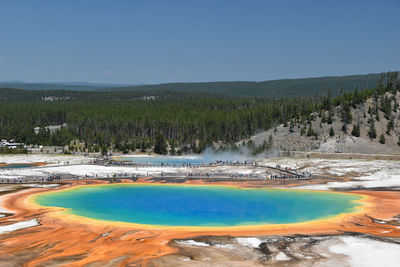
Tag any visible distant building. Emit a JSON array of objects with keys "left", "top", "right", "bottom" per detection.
[
  {"left": 139, "top": 95, "right": 157, "bottom": 101},
  {"left": 42, "top": 96, "right": 71, "bottom": 101},
  {"left": 0, "top": 139, "right": 26, "bottom": 149},
  {"left": 34, "top": 123, "right": 68, "bottom": 135},
  {"left": 0, "top": 140, "right": 6, "bottom": 148}
]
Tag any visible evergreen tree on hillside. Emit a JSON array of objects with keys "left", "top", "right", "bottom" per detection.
[
  {"left": 327, "top": 109, "right": 333, "bottom": 124},
  {"left": 300, "top": 126, "right": 306, "bottom": 136},
  {"left": 342, "top": 123, "right": 348, "bottom": 133},
  {"left": 351, "top": 88, "right": 363, "bottom": 107},
  {"left": 140, "top": 140, "right": 147, "bottom": 153},
  {"left": 394, "top": 101, "right": 399, "bottom": 112},
  {"left": 329, "top": 127, "right": 335, "bottom": 137},
  {"left": 351, "top": 123, "right": 360, "bottom": 137},
  {"left": 101, "top": 146, "right": 108, "bottom": 156},
  {"left": 380, "top": 95, "right": 392, "bottom": 120},
  {"left": 154, "top": 132, "right": 168, "bottom": 155},
  {"left": 307, "top": 125, "right": 317, "bottom": 138},
  {"left": 341, "top": 102, "right": 353, "bottom": 124},
  {"left": 368, "top": 119, "right": 377, "bottom": 139},
  {"left": 379, "top": 134, "right": 386, "bottom": 144},
  {"left": 321, "top": 113, "right": 327, "bottom": 123},
  {"left": 289, "top": 120, "right": 294, "bottom": 132},
  {"left": 307, "top": 125, "right": 313, "bottom": 136},
  {"left": 321, "top": 90, "right": 332, "bottom": 111},
  {"left": 169, "top": 139, "right": 176, "bottom": 155},
  {"left": 386, "top": 118, "right": 394, "bottom": 135}
]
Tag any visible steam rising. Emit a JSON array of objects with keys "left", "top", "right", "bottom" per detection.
[{"left": 199, "top": 146, "right": 279, "bottom": 162}]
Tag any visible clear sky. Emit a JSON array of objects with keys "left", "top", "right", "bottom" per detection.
[{"left": 0, "top": 0, "right": 399, "bottom": 84}]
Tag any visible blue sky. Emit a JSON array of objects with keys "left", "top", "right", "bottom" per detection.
[{"left": 0, "top": 0, "right": 399, "bottom": 84}]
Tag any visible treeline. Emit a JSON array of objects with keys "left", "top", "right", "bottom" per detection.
[
  {"left": 0, "top": 88, "right": 219, "bottom": 102},
  {"left": 0, "top": 72, "right": 398, "bottom": 155},
  {"left": 0, "top": 96, "right": 318, "bottom": 154}
]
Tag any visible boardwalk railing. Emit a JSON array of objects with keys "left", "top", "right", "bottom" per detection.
[{"left": 0, "top": 161, "right": 313, "bottom": 184}]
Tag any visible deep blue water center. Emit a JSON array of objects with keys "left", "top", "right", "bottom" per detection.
[{"left": 35, "top": 184, "right": 362, "bottom": 227}]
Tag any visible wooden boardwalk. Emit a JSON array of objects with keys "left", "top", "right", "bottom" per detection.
[{"left": 0, "top": 161, "right": 314, "bottom": 184}]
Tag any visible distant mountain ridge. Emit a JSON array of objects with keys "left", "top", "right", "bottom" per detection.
[
  {"left": 0, "top": 72, "right": 397, "bottom": 97},
  {"left": 108, "top": 73, "right": 388, "bottom": 97},
  {"left": 0, "top": 81, "right": 139, "bottom": 91}
]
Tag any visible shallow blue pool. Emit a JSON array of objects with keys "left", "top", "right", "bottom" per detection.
[
  {"left": 1, "top": 163, "right": 36, "bottom": 169},
  {"left": 118, "top": 156, "right": 206, "bottom": 165}
]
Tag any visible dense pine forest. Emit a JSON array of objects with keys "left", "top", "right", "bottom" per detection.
[
  {"left": 0, "top": 96, "right": 318, "bottom": 153},
  {"left": 0, "top": 72, "right": 398, "bottom": 155}
]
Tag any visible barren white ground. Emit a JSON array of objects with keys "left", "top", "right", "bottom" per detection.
[
  {"left": 1, "top": 154, "right": 400, "bottom": 266},
  {"left": 176, "top": 236, "right": 400, "bottom": 267},
  {"left": 1, "top": 155, "right": 400, "bottom": 190}
]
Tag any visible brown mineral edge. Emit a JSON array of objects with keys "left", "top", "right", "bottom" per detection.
[{"left": 0, "top": 179, "right": 399, "bottom": 267}]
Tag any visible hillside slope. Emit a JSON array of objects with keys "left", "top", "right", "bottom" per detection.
[{"left": 246, "top": 91, "right": 400, "bottom": 154}]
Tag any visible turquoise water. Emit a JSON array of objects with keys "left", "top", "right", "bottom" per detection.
[
  {"left": 1, "top": 163, "right": 36, "bottom": 169},
  {"left": 35, "top": 184, "right": 362, "bottom": 227},
  {"left": 115, "top": 156, "right": 246, "bottom": 165},
  {"left": 118, "top": 156, "right": 206, "bottom": 165}
]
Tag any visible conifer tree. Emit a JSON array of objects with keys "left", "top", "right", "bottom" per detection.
[
  {"left": 341, "top": 103, "right": 353, "bottom": 124},
  {"left": 379, "top": 134, "right": 386, "bottom": 144},
  {"left": 101, "top": 146, "right": 108, "bottom": 156},
  {"left": 169, "top": 139, "right": 176, "bottom": 155},
  {"left": 369, "top": 119, "right": 377, "bottom": 139},
  {"left": 327, "top": 110, "right": 333, "bottom": 124},
  {"left": 351, "top": 123, "right": 360, "bottom": 137},
  {"left": 307, "top": 125, "right": 313, "bottom": 136},
  {"left": 154, "top": 132, "right": 168, "bottom": 155},
  {"left": 386, "top": 118, "right": 394, "bottom": 135},
  {"left": 342, "top": 123, "right": 348, "bottom": 133},
  {"left": 300, "top": 126, "right": 306, "bottom": 136},
  {"left": 329, "top": 127, "right": 335, "bottom": 137}
]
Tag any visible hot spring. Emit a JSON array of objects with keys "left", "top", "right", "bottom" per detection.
[
  {"left": 113, "top": 155, "right": 248, "bottom": 166},
  {"left": 0, "top": 163, "right": 37, "bottom": 169},
  {"left": 34, "top": 184, "right": 363, "bottom": 227}
]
